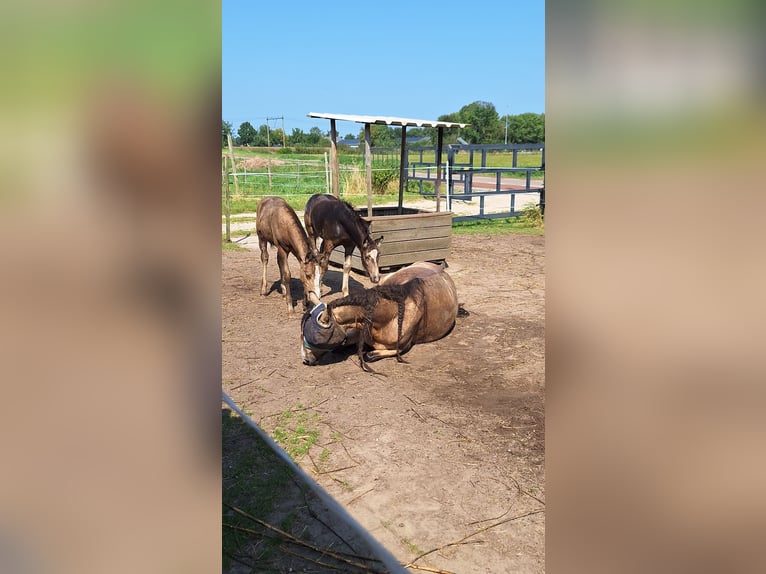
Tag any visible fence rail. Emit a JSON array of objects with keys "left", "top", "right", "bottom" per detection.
[{"left": 405, "top": 143, "right": 545, "bottom": 220}]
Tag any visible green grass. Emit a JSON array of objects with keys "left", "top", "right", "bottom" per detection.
[
  {"left": 222, "top": 408, "right": 292, "bottom": 569},
  {"left": 223, "top": 215, "right": 257, "bottom": 223},
  {"left": 222, "top": 190, "right": 425, "bottom": 215},
  {"left": 272, "top": 408, "right": 321, "bottom": 460},
  {"left": 452, "top": 214, "right": 544, "bottom": 236},
  {"left": 222, "top": 239, "right": 245, "bottom": 250},
  {"left": 401, "top": 537, "right": 425, "bottom": 555}
]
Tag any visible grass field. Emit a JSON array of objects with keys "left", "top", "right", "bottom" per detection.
[
  {"left": 222, "top": 146, "right": 543, "bottom": 214},
  {"left": 452, "top": 215, "right": 544, "bottom": 236},
  {"left": 222, "top": 190, "right": 427, "bottom": 215}
]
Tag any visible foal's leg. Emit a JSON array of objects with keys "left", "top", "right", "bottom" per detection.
[
  {"left": 276, "top": 248, "right": 293, "bottom": 313},
  {"left": 342, "top": 246, "right": 353, "bottom": 297},
  {"left": 259, "top": 237, "right": 269, "bottom": 296},
  {"left": 319, "top": 239, "right": 334, "bottom": 294}
]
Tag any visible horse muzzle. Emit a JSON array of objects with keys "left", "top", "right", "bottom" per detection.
[
  {"left": 301, "top": 339, "right": 320, "bottom": 365},
  {"left": 301, "top": 302, "right": 346, "bottom": 365}
]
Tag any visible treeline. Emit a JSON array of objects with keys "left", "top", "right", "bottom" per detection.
[{"left": 223, "top": 101, "right": 544, "bottom": 148}]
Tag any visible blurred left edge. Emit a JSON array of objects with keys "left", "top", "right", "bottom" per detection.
[{"left": 0, "top": 1, "right": 222, "bottom": 573}]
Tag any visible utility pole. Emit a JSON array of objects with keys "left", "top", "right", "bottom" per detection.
[{"left": 266, "top": 116, "right": 285, "bottom": 147}]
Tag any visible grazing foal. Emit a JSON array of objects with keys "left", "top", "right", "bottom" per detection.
[{"left": 256, "top": 196, "right": 320, "bottom": 313}]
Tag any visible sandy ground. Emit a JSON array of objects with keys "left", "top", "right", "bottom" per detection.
[{"left": 222, "top": 229, "right": 545, "bottom": 573}]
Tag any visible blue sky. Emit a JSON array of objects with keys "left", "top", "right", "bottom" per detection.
[{"left": 223, "top": 0, "right": 544, "bottom": 136}]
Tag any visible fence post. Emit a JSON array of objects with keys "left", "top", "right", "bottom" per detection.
[
  {"left": 364, "top": 123, "right": 373, "bottom": 217},
  {"left": 226, "top": 133, "right": 240, "bottom": 196},
  {"left": 435, "top": 127, "right": 444, "bottom": 212},
  {"left": 330, "top": 119, "right": 339, "bottom": 197},
  {"left": 223, "top": 156, "right": 231, "bottom": 242}
]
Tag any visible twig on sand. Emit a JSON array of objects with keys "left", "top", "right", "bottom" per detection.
[
  {"left": 467, "top": 503, "right": 515, "bottom": 526},
  {"left": 509, "top": 475, "right": 546, "bottom": 507},
  {"left": 293, "top": 477, "right": 357, "bottom": 554},
  {"left": 404, "top": 564, "right": 458, "bottom": 574},
  {"left": 403, "top": 395, "right": 427, "bottom": 422},
  {"left": 223, "top": 503, "right": 384, "bottom": 572},
  {"left": 340, "top": 440, "right": 360, "bottom": 464},
  {"left": 404, "top": 509, "right": 545, "bottom": 567},
  {"left": 346, "top": 486, "right": 376, "bottom": 505},
  {"left": 316, "top": 464, "right": 358, "bottom": 475},
  {"left": 261, "top": 397, "right": 331, "bottom": 420}
]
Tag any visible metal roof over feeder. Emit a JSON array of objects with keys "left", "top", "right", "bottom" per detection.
[
  {"left": 308, "top": 112, "right": 467, "bottom": 129},
  {"left": 308, "top": 111, "right": 468, "bottom": 215}
]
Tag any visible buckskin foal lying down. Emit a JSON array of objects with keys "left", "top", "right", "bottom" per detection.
[
  {"left": 301, "top": 262, "right": 458, "bottom": 371},
  {"left": 256, "top": 196, "right": 321, "bottom": 313}
]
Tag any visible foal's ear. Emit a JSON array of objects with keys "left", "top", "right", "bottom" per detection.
[
  {"left": 317, "top": 307, "right": 332, "bottom": 327},
  {"left": 375, "top": 235, "right": 384, "bottom": 246}
]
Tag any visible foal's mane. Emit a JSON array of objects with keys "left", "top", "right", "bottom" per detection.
[{"left": 336, "top": 199, "right": 370, "bottom": 237}]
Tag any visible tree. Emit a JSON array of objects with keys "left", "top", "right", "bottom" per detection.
[
  {"left": 505, "top": 112, "right": 545, "bottom": 143},
  {"left": 222, "top": 120, "right": 232, "bottom": 147},
  {"left": 237, "top": 121, "right": 256, "bottom": 146},
  {"left": 305, "top": 127, "right": 324, "bottom": 145},
  {"left": 289, "top": 127, "right": 305, "bottom": 145},
  {"left": 457, "top": 101, "right": 502, "bottom": 144},
  {"left": 424, "top": 113, "right": 462, "bottom": 145},
  {"left": 367, "top": 125, "right": 401, "bottom": 147},
  {"left": 271, "top": 128, "right": 286, "bottom": 147},
  {"left": 254, "top": 124, "right": 270, "bottom": 147}
]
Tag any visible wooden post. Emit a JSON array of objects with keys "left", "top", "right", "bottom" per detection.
[
  {"left": 435, "top": 127, "right": 444, "bottom": 212},
  {"left": 364, "top": 123, "right": 372, "bottom": 218},
  {"left": 223, "top": 156, "right": 231, "bottom": 242},
  {"left": 397, "top": 125, "right": 407, "bottom": 214},
  {"left": 330, "top": 119, "right": 339, "bottom": 197},
  {"left": 227, "top": 133, "right": 239, "bottom": 196}
]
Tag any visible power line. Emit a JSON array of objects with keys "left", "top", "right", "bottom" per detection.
[{"left": 264, "top": 115, "right": 286, "bottom": 147}]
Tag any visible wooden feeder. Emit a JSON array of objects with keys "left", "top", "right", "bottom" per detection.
[{"left": 307, "top": 112, "right": 467, "bottom": 272}]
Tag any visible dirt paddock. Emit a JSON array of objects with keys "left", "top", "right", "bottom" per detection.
[{"left": 222, "top": 232, "right": 545, "bottom": 573}]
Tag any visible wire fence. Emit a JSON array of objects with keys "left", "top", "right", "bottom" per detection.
[{"left": 221, "top": 156, "right": 403, "bottom": 200}]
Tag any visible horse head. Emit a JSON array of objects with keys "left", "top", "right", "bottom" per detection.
[
  {"left": 301, "top": 302, "right": 347, "bottom": 365},
  {"left": 300, "top": 250, "right": 322, "bottom": 305},
  {"left": 361, "top": 234, "right": 384, "bottom": 284}
]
